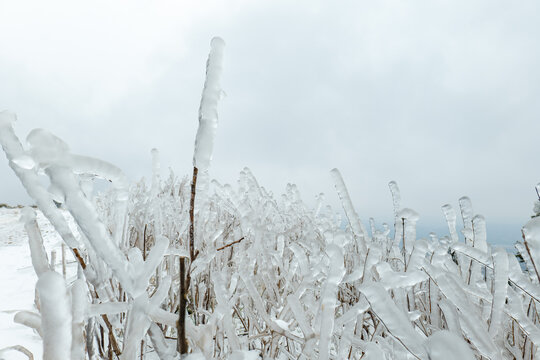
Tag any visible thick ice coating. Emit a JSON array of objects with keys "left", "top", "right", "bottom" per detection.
[
  {"left": 193, "top": 37, "right": 225, "bottom": 171},
  {"left": 37, "top": 271, "right": 72, "bottom": 360}
]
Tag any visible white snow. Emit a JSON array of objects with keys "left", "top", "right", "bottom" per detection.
[{"left": 0, "top": 208, "right": 74, "bottom": 360}]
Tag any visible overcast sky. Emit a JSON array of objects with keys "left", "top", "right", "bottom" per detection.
[{"left": 1, "top": 0, "right": 539, "bottom": 243}]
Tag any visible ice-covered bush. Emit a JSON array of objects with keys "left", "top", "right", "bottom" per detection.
[{"left": 1, "top": 37, "right": 540, "bottom": 360}]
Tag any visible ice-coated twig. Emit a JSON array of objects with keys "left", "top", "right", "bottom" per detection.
[
  {"left": 20, "top": 207, "right": 50, "bottom": 277},
  {"left": 458, "top": 197, "right": 474, "bottom": 245},
  {"left": 0, "top": 112, "right": 78, "bottom": 249},
  {"left": 148, "top": 323, "right": 176, "bottom": 360},
  {"left": 424, "top": 265, "right": 501, "bottom": 359},
  {"left": 425, "top": 331, "right": 475, "bottom": 359},
  {"left": 0, "top": 345, "right": 34, "bottom": 360},
  {"left": 505, "top": 287, "right": 540, "bottom": 346},
  {"left": 359, "top": 282, "right": 428, "bottom": 359},
  {"left": 522, "top": 216, "right": 540, "bottom": 282},
  {"left": 70, "top": 280, "right": 87, "bottom": 360},
  {"left": 13, "top": 311, "right": 42, "bottom": 336},
  {"left": 36, "top": 271, "right": 72, "bottom": 360},
  {"left": 45, "top": 164, "right": 134, "bottom": 294},
  {"left": 193, "top": 37, "right": 226, "bottom": 171},
  {"left": 330, "top": 168, "right": 367, "bottom": 253},
  {"left": 26, "top": 128, "right": 129, "bottom": 246},
  {"left": 396, "top": 208, "right": 419, "bottom": 263},
  {"left": 488, "top": 247, "right": 508, "bottom": 345},
  {"left": 122, "top": 276, "right": 177, "bottom": 360},
  {"left": 318, "top": 244, "right": 345, "bottom": 360},
  {"left": 213, "top": 272, "right": 241, "bottom": 351},
  {"left": 388, "top": 180, "right": 401, "bottom": 219},
  {"left": 441, "top": 204, "right": 459, "bottom": 243}
]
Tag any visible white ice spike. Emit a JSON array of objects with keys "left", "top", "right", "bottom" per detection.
[{"left": 193, "top": 37, "right": 226, "bottom": 171}]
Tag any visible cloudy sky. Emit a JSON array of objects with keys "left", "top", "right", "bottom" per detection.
[{"left": 1, "top": 0, "right": 539, "bottom": 243}]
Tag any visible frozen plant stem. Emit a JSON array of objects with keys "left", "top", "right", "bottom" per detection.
[
  {"left": 189, "top": 167, "right": 198, "bottom": 263},
  {"left": 177, "top": 166, "right": 198, "bottom": 355},
  {"left": 522, "top": 230, "right": 540, "bottom": 283},
  {"left": 178, "top": 36, "right": 225, "bottom": 355}
]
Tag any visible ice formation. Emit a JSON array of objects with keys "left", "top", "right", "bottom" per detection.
[
  {"left": 193, "top": 37, "right": 226, "bottom": 171},
  {"left": 1, "top": 36, "right": 540, "bottom": 360}
]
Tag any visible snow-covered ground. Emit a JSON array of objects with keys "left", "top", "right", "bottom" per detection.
[{"left": 0, "top": 208, "right": 75, "bottom": 360}]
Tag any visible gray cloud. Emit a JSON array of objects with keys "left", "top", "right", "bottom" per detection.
[{"left": 1, "top": 0, "right": 539, "bottom": 242}]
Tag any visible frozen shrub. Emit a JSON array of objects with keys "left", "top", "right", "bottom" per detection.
[{"left": 1, "top": 37, "right": 540, "bottom": 359}]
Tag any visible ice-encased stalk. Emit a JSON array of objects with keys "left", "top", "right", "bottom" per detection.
[
  {"left": 472, "top": 215, "right": 487, "bottom": 252},
  {"left": 488, "top": 247, "right": 508, "bottom": 345},
  {"left": 37, "top": 271, "right": 72, "bottom": 360},
  {"left": 459, "top": 196, "right": 474, "bottom": 245},
  {"left": 21, "top": 207, "right": 50, "bottom": 277},
  {"left": 330, "top": 168, "right": 367, "bottom": 253},
  {"left": 193, "top": 37, "right": 226, "bottom": 171},
  {"left": 319, "top": 244, "right": 345, "bottom": 360},
  {"left": 388, "top": 180, "right": 401, "bottom": 219},
  {"left": 71, "top": 280, "right": 87, "bottom": 360},
  {"left": 0, "top": 112, "right": 78, "bottom": 249},
  {"left": 522, "top": 216, "right": 540, "bottom": 282},
  {"left": 442, "top": 204, "right": 459, "bottom": 243}
]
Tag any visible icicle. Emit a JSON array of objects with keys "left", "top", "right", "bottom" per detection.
[{"left": 193, "top": 37, "right": 226, "bottom": 171}]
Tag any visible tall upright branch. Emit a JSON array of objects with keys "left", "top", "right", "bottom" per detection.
[{"left": 177, "top": 37, "right": 225, "bottom": 355}]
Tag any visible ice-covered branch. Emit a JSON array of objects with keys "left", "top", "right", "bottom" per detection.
[
  {"left": 20, "top": 207, "right": 50, "bottom": 277},
  {"left": 330, "top": 168, "right": 367, "bottom": 252},
  {"left": 0, "top": 112, "right": 79, "bottom": 249},
  {"left": 36, "top": 272, "right": 72, "bottom": 360},
  {"left": 193, "top": 37, "right": 226, "bottom": 171}
]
